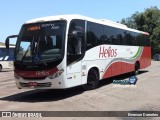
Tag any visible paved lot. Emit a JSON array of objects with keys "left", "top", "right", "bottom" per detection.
[{"left": 0, "top": 61, "right": 160, "bottom": 120}]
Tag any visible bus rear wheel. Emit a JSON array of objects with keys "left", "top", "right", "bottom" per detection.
[{"left": 83, "top": 69, "right": 99, "bottom": 90}]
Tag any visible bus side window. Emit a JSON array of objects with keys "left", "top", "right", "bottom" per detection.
[
  {"left": 104, "top": 26, "right": 115, "bottom": 45},
  {"left": 67, "top": 19, "right": 85, "bottom": 65},
  {"left": 6, "top": 49, "right": 9, "bottom": 56},
  {"left": 131, "top": 32, "right": 136, "bottom": 46},
  {"left": 68, "top": 20, "right": 85, "bottom": 54},
  {"left": 116, "top": 29, "right": 122, "bottom": 45},
  {"left": 86, "top": 22, "right": 103, "bottom": 49},
  {"left": 9, "top": 48, "right": 14, "bottom": 60},
  {"left": 136, "top": 33, "right": 142, "bottom": 46},
  {"left": 123, "top": 31, "right": 131, "bottom": 45},
  {"left": 86, "top": 31, "right": 96, "bottom": 49}
]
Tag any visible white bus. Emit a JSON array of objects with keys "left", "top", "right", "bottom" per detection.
[
  {"left": 5, "top": 15, "right": 151, "bottom": 90},
  {"left": 0, "top": 43, "right": 15, "bottom": 71}
]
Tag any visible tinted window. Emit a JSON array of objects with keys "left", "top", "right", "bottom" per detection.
[
  {"left": 0, "top": 48, "right": 14, "bottom": 61},
  {"left": 0, "top": 49, "right": 3, "bottom": 57},
  {"left": 143, "top": 34, "right": 150, "bottom": 46},
  {"left": 85, "top": 21, "right": 150, "bottom": 47},
  {"left": 123, "top": 31, "right": 130, "bottom": 45},
  {"left": 68, "top": 19, "right": 85, "bottom": 55},
  {"left": 69, "top": 20, "right": 85, "bottom": 34},
  {"left": 0, "top": 49, "right": 9, "bottom": 56},
  {"left": 130, "top": 32, "right": 136, "bottom": 46},
  {"left": 117, "top": 29, "right": 123, "bottom": 45},
  {"left": 128, "top": 31, "right": 135, "bottom": 46},
  {"left": 87, "top": 22, "right": 103, "bottom": 50},
  {"left": 104, "top": 26, "right": 120, "bottom": 45},
  {"left": 136, "top": 34, "right": 144, "bottom": 46}
]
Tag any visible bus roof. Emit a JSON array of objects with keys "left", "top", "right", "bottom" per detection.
[{"left": 25, "top": 14, "right": 149, "bottom": 35}]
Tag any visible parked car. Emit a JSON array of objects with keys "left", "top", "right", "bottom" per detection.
[{"left": 153, "top": 54, "right": 160, "bottom": 61}]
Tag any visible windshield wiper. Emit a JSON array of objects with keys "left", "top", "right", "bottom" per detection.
[
  {"left": 35, "top": 35, "right": 48, "bottom": 66},
  {"left": 21, "top": 45, "right": 31, "bottom": 62}
]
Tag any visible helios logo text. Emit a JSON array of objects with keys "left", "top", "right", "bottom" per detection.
[
  {"left": 36, "top": 71, "right": 49, "bottom": 76},
  {"left": 99, "top": 46, "right": 117, "bottom": 58}
]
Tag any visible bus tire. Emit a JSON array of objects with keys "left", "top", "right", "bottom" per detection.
[
  {"left": 134, "top": 62, "right": 140, "bottom": 75},
  {"left": 0, "top": 65, "right": 2, "bottom": 72},
  {"left": 83, "top": 69, "right": 99, "bottom": 90}
]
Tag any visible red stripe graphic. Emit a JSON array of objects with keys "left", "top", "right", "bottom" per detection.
[
  {"left": 15, "top": 67, "right": 59, "bottom": 78},
  {"left": 102, "top": 47, "right": 151, "bottom": 79}
]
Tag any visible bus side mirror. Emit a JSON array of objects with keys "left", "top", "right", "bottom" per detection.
[
  {"left": 5, "top": 37, "right": 9, "bottom": 49},
  {"left": 5, "top": 35, "right": 18, "bottom": 49}
]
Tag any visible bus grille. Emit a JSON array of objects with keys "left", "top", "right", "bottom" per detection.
[
  {"left": 22, "top": 77, "right": 46, "bottom": 80},
  {"left": 19, "top": 82, "right": 52, "bottom": 87}
]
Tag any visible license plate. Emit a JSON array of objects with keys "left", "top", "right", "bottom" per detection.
[{"left": 28, "top": 82, "right": 38, "bottom": 86}]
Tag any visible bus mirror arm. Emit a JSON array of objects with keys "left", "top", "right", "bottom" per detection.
[{"left": 5, "top": 35, "right": 18, "bottom": 49}]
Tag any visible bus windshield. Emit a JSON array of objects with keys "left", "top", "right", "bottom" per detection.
[{"left": 15, "top": 20, "right": 66, "bottom": 63}]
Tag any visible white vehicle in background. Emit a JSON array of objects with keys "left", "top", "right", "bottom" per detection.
[
  {"left": 0, "top": 42, "right": 15, "bottom": 71},
  {"left": 5, "top": 15, "right": 151, "bottom": 90},
  {"left": 153, "top": 54, "right": 160, "bottom": 61}
]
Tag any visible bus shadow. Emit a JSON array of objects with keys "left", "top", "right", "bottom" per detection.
[
  {"left": 0, "top": 70, "right": 148, "bottom": 103},
  {"left": 0, "top": 69, "right": 13, "bottom": 72},
  {"left": 98, "top": 70, "right": 149, "bottom": 88},
  {"left": 0, "top": 87, "right": 84, "bottom": 103}
]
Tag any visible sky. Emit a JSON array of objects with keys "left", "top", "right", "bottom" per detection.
[{"left": 0, "top": 0, "right": 160, "bottom": 43}]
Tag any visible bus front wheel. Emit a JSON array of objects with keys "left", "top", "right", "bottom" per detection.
[{"left": 83, "top": 69, "right": 99, "bottom": 90}]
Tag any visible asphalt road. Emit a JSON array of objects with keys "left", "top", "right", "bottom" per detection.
[{"left": 0, "top": 61, "right": 160, "bottom": 120}]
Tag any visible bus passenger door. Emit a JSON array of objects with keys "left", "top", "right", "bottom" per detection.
[
  {"left": 66, "top": 19, "right": 85, "bottom": 88},
  {"left": 67, "top": 60, "right": 82, "bottom": 87},
  {"left": 66, "top": 34, "right": 85, "bottom": 87}
]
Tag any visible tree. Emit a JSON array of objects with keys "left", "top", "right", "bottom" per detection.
[
  {"left": 151, "top": 26, "right": 160, "bottom": 55},
  {"left": 118, "top": 12, "right": 139, "bottom": 29},
  {"left": 119, "top": 6, "right": 160, "bottom": 56}
]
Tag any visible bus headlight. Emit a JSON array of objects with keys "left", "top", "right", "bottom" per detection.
[
  {"left": 48, "top": 69, "right": 64, "bottom": 79},
  {"left": 14, "top": 73, "right": 20, "bottom": 79}
]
